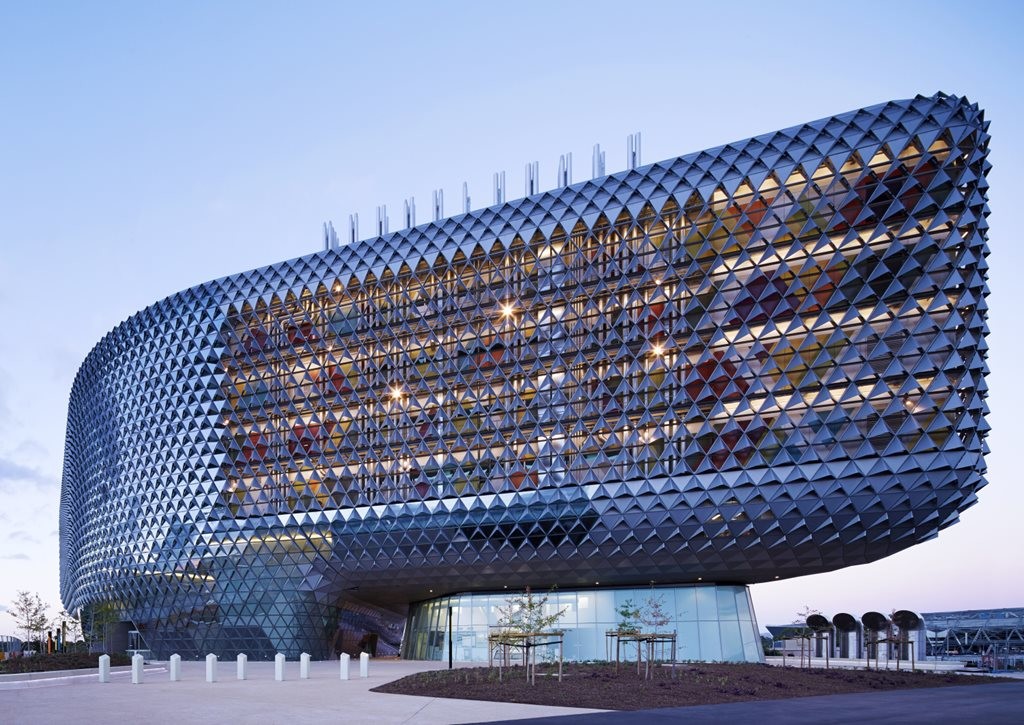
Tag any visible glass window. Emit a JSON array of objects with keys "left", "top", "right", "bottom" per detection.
[
  {"left": 719, "top": 620, "right": 744, "bottom": 660},
  {"left": 403, "top": 585, "right": 763, "bottom": 663},
  {"left": 695, "top": 586, "right": 719, "bottom": 620},
  {"left": 677, "top": 621, "right": 701, "bottom": 660},
  {"left": 716, "top": 587, "right": 738, "bottom": 617},
  {"left": 675, "top": 587, "right": 698, "bottom": 621},
  {"left": 734, "top": 588, "right": 752, "bottom": 620},
  {"left": 698, "top": 620, "right": 723, "bottom": 661}
]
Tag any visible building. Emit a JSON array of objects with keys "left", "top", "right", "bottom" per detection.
[
  {"left": 0, "top": 635, "right": 24, "bottom": 660},
  {"left": 60, "top": 92, "right": 990, "bottom": 662},
  {"left": 767, "top": 608, "right": 1023, "bottom": 671},
  {"left": 922, "top": 608, "right": 1024, "bottom": 669}
]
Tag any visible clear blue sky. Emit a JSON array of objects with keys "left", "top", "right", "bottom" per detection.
[{"left": 1, "top": 0, "right": 1021, "bottom": 633}]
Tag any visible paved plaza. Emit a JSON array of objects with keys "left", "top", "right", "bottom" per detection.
[
  {"left": 0, "top": 658, "right": 602, "bottom": 725},
  {"left": 2, "top": 658, "right": 1022, "bottom": 724}
]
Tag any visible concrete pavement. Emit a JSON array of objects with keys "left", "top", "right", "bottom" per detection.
[
  {"left": 0, "top": 659, "right": 605, "bottom": 725},
  {"left": 4, "top": 659, "right": 1022, "bottom": 724}
]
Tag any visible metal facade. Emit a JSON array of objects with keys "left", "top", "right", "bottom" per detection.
[{"left": 60, "top": 93, "right": 991, "bottom": 660}]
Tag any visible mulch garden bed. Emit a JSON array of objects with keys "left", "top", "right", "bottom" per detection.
[
  {"left": 0, "top": 652, "right": 131, "bottom": 674},
  {"left": 372, "top": 661, "right": 1017, "bottom": 710}
]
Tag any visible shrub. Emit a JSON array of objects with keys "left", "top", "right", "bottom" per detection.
[{"left": 0, "top": 652, "right": 131, "bottom": 674}]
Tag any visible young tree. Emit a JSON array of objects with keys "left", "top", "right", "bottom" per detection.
[
  {"left": 494, "top": 587, "right": 568, "bottom": 685},
  {"left": 795, "top": 604, "right": 821, "bottom": 623},
  {"left": 9, "top": 591, "right": 49, "bottom": 650},
  {"left": 82, "top": 601, "right": 121, "bottom": 652},
  {"left": 496, "top": 586, "right": 567, "bottom": 635},
  {"left": 640, "top": 592, "right": 671, "bottom": 631},
  {"left": 790, "top": 605, "right": 821, "bottom": 668},
  {"left": 616, "top": 599, "right": 641, "bottom": 633}
]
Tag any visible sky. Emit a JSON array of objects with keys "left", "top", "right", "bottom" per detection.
[{"left": 0, "top": 0, "right": 1021, "bottom": 636}]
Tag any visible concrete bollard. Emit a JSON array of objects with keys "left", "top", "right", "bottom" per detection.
[
  {"left": 237, "top": 653, "right": 247, "bottom": 680},
  {"left": 131, "top": 652, "right": 144, "bottom": 684},
  {"left": 98, "top": 654, "right": 110, "bottom": 683},
  {"left": 170, "top": 654, "right": 181, "bottom": 681},
  {"left": 206, "top": 653, "right": 218, "bottom": 683},
  {"left": 359, "top": 651, "right": 369, "bottom": 678},
  {"left": 300, "top": 652, "right": 310, "bottom": 679},
  {"left": 274, "top": 652, "right": 286, "bottom": 681},
  {"left": 339, "top": 653, "right": 350, "bottom": 680}
]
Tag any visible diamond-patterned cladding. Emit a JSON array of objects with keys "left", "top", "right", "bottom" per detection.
[{"left": 60, "top": 93, "right": 990, "bottom": 660}]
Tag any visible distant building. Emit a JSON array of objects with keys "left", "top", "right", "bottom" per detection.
[
  {"left": 922, "top": 608, "right": 1024, "bottom": 669},
  {"left": 767, "top": 608, "right": 1024, "bottom": 670},
  {"left": 0, "top": 635, "right": 23, "bottom": 659}
]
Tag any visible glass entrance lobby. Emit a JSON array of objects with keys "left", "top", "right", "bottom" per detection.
[{"left": 403, "top": 584, "right": 763, "bottom": 663}]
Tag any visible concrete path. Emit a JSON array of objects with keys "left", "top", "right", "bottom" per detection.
[
  {"left": 485, "top": 681, "right": 1024, "bottom": 724},
  {"left": 0, "top": 659, "right": 605, "bottom": 725},
  {"left": 764, "top": 655, "right": 1021, "bottom": 675}
]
